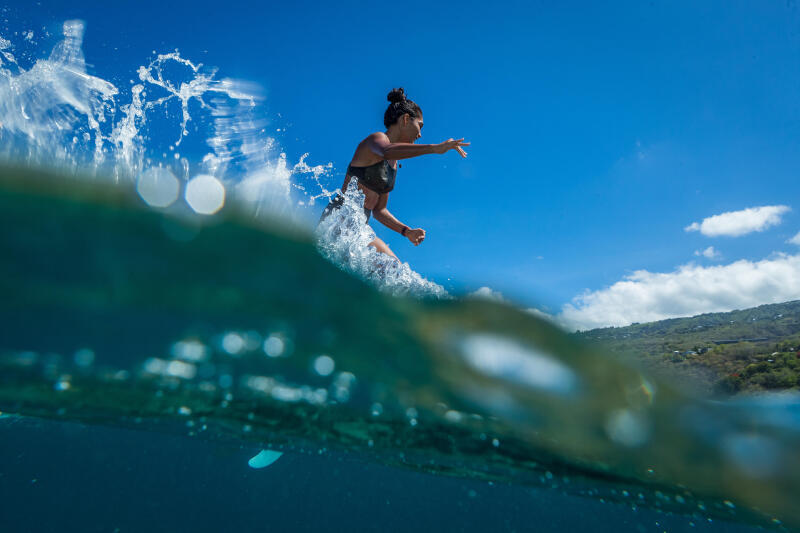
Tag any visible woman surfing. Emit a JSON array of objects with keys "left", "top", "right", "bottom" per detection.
[{"left": 320, "top": 87, "right": 469, "bottom": 260}]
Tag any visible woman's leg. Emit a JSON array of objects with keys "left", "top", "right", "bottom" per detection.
[{"left": 368, "top": 237, "right": 398, "bottom": 260}]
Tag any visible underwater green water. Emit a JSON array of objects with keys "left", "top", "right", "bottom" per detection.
[{"left": 0, "top": 166, "right": 798, "bottom": 531}]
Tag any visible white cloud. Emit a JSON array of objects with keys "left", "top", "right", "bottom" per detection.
[
  {"left": 525, "top": 307, "right": 561, "bottom": 324},
  {"left": 694, "top": 246, "right": 720, "bottom": 259},
  {"left": 469, "top": 286, "right": 505, "bottom": 302},
  {"left": 789, "top": 232, "right": 800, "bottom": 246},
  {"left": 684, "top": 205, "right": 790, "bottom": 237},
  {"left": 559, "top": 253, "right": 800, "bottom": 331}
]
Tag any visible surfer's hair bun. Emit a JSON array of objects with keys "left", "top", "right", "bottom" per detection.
[
  {"left": 384, "top": 87, "right": 422, "bottom": 128},
  {"left": 387, "top": 88, "right": 407, "bottom": 103}
]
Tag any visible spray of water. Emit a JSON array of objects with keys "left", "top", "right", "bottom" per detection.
[
  {"left": 315, "top": 180, "right": 447, "bottom": 298},
  {"left": 0, "top": 21, "right": 295, "bottom": 203}
]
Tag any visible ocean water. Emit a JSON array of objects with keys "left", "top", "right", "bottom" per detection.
[
  {"left": 0, "top": 19, "right": 799, "bottom": 533},
  {"left": 0, "top": 419, "right": 769, "bottom": 533}
]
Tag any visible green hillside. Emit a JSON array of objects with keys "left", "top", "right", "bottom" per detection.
[{"left": 575, "top": 300, "right": 800, "bottom": 396}]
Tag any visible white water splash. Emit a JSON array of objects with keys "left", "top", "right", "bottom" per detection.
[
  {"left": 315, "top": 180, "right": 447, "bottom": 298},
  {"left": 0, "top": 20, "right": 298, "bottom": 211},
  {"left": 0, "top": 20, "right": 117, "bottom": 172}
]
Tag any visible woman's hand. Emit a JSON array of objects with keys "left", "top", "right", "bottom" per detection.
[
  {"left": 406, "top": 228, "right": 426, "bottom": 245},
  {"left": 434, "top": 138, "right": 470, "bottom": 157}
]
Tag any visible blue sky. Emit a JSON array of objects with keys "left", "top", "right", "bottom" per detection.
[{"left": 5, "top": 1, "right": 800, "bottom": 328}]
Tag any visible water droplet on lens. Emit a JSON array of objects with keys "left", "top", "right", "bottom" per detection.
[
  {"left": 137, "top": 167, "right": 179, "bottom": 208},
  {"left": 185, "top": 174, "right": 225, "bottom": 214},
  {"left": 605, "top": 409, "right": 651, "bottom": 447},
  {"left": 263, "top": 334, "right": 286, "bottom": 357},
  {"left": 312, "top": 355, "right": 335, "bottom": 376},
  {"left": 171, "top": 339, "right": 208, "bottom": 362},
  {"left": 221, "top": 332, "right": 245, "bottom": 355},
  {"left": 457, "top": 334, "right": 578, "bottom": 395}
]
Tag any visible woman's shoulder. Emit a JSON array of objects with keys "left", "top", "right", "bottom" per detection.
[
  {"left": 351, "top": 132, "right": 390, "bottom": 165},
  {"left": 363, "top": 131, "right": 389, "bottom": 142},
  {"left": 354, "top": 131, "right": 388, "bottom": 152}
]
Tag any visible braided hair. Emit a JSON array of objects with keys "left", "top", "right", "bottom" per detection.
[{"left": 383, "top": 87, "right": 422, "bottom": 128}]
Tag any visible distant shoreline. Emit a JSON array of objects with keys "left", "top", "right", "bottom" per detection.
[{"left": 575, "top": 300, "right": 800, "bottom": 396}]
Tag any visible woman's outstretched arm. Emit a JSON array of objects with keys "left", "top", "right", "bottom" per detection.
[{"left": 366, "top": 133, "right": 469, "bottom": 161}]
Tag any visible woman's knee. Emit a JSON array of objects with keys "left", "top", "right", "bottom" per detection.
[{"left": 368, "top": 238, "right": 397, "bottom": 259}]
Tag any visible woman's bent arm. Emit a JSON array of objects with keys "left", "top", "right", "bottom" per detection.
[
  {"left": 366, "top": 133, "right": 435, "bottom": 160},
  {"left": 372, "top": 206, "right": 407, "bottom": 233},
  {"left": 373, "top": 206, "right": 426, "bottom": 246},
  {"left": 372, "top": 194, "right": 405, "bottom": 232}
]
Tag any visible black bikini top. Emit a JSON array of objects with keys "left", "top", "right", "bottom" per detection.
[{"left": 347, "top": 160, "right": 397, "bottom": 194}]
